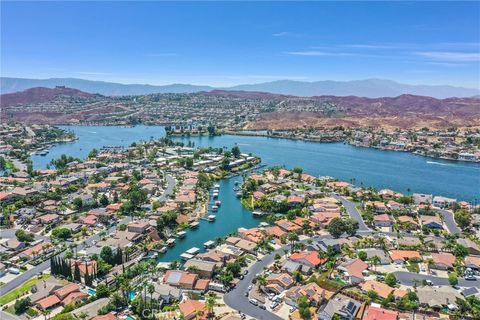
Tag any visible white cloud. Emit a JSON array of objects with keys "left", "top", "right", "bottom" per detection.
[{"left": 414, "top": 51, "right": 480, "bottom": 62}]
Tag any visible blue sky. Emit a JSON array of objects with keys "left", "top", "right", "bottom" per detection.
[{"left": 1, "top": 1, "right": 479, "bottom": 87}]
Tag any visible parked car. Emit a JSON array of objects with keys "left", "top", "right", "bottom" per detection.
[
  {"left": 259, "top": 304, "right": 266, "bottom": 310},
  {"left": 249, "top": 299, "right": 258, "bottom": 306}
]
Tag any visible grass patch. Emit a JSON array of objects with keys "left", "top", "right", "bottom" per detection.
[
  {"left": 406, "top": 262, "right": 420, "bottom": 273},
  {"left": 0, "top": 275, "right": 50, "bottom": 306},
  {"left": 26, "top": 308, "right": 39, "bottom": 317}
]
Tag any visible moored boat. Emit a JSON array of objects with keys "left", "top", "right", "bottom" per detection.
[
  {"left": 190, "top": 221, "right": 200, "bottom": 229},
  {"left": 207, "top": 215, "right": 216, "bottom": 221},
  {"left": 166, "top": 238, "right": 176, "bottom": 246},
  {"left": 176, "top": 231, "right": 187, "bottom": 238}
]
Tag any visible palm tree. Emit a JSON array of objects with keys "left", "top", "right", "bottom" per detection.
[
  {"left": 287, "top": 232, "right": 299, "bottom": 253},
  {"left": 426, "top": 258, "right": 434, "bottom": 274},
  {"left": 147, "top": 284, "right": 155, "bottom": 309},
  {"left": 256, "top": 274, "right": 267, "bottom": 292},
  {"left": 205, "top": 293, "right": 217, "bottom": 319},
  {"left": 371, "top": 255, "right": 380, "bottom": 272}
]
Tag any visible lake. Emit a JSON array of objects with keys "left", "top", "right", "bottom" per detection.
[{"left": 29, "top": 125, "right": 480, "bottom": 262}]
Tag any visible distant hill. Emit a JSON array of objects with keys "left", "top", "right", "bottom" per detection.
[
  {"left": 0, "top": 86, "right": 98, "bottom": 107},
  {"left": 1, "top": 77, "right": 479, "bottom": 98},
  {"left": 0, "top": 77, "right": 213, "bottom": 96}
]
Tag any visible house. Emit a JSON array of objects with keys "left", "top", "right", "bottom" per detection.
[
  {"left": 19, "top": 241, "right": 53, "bottom": 260},
  {"left": 397, "top": 216, "right": 419, "bottom": 230},
  {"left": 152, "top": 282, "right": 182, "bottom": 304},
  {"left": 361, "top": 249, "right": 391, "bottom": 265},
  {"left": 363, "top": 304, "right": 399, "bottom": 320},
  {"left": 37, "top": 214, "right": 60, "bottom": 225},
  {"left": 373, "top": 214, "right": 393, "bottom": 228},
  {"left": 457, "top": 238, "right": 480, "bottom": 255},
  {"left": 266, "top": 273, "right": 295, "bottom": 294},
  {"left": 413, "top": 193, "right": 433, "bottom": 205},
  {"left": 178, "top": 299, "right": 206, "bottom": 320},
  {"left": 127, "top": 220, "right": 151, "bottom": 234},
  {"left": 284, "top": 283, "right": 327, "bottom": 307},
  {"left": 338, "top": 258, "right": 369, "bottom": 284},
  {"left": 275, "top": 219, "right": 302, "bottom": 233},
  {"left": 35, "top": 295, "right": 61, "bottom": 310},
  {"left": 0, "top": 262, "right": 7, "bottom": 277},
  {"left": 465, "top": 255, "right": 480, "bottom": 271},
  {"left": 432, "top": 196, "right": 456, "bottom": 209},
  {"left": 183, "top": 259, "right": 216, "bottom": 279},
  {"left": 389, "top": 250, "right": 422, "bottom": 264},
  {"left": 430, "top": 253, "right": 456, "bottom": 270},
  {"left": 360, "top": 281, "right": 406, "bottom": 300},
  {"left": 365, "top": 201, "right": 387, "bottom": 214},
  {"left": 420, "top": 215, "right": 443, "bottom": 229},
  {"left": 416, "top": 286, "right": 461, "bottom": 309},
  {"left": 163, "top": 270, "right": 198, "bottom": 289},
  {"left": 317, "top": 294, "right": 360, "bottom": 320},
  {"left": 289, "top": 251, "right": 326, "bottom": 268}
]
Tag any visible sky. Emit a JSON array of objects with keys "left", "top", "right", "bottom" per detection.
[{"left": 1, "top": 1, "right": 480, "bottom": 88}]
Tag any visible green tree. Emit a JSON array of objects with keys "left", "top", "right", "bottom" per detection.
[
  {"left": 96, "top": 283, "right": 110, "bottom": 298},
  {"left": 448, "top": 272, "right": 458, "bottom": 286},
  {"left": 231, "top": 146, "right": 241, "bottom": 158},
  {"left": 385, "top": 273, "right": 397, "bottom": 287},
  {"left": 14, "top": 298, "right": 32, "bottom": 314},
  {"left": 358, "top": 251, "right": 367, "bottom": 261},
  {"left": 15, "top": 229, "right": 35, "bottom": 242},
  {"left": 454, "top": 209, "right": 471, "bottom": 230},
  {"left": 327, "top": 217, "right": 345, "bottom": 238},
  {"left": 297, "top": 296, "right": 311, "bottom": 319}
]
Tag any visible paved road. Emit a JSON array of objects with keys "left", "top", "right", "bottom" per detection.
[
  {"left": 435, "top": 208, "right": 461, "bottom": 235},
  {"left": 331, "top": 194, "right": 371, "bottom": 233},
  {"left": 224, "top": 247, "right": 286, "bottom": 320},
  {"left": 394, "top": 271, "right": 480, "bottom": 288},
  {"left": 0, "top": 310, "right": 21, "bottom": 320},
  {"left": 0, "top": 174, "right": 178, "bottom": 296},
  {"left": 159, "top": 173, "right": 176, "bottom": 202}
]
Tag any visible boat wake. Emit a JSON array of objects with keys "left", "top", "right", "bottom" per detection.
[
  {"left": 88, "top": 131, "right": 97, "bottom": 134},
  {"left": 426, "top": 161, "right": 450, "bottom": 166}
]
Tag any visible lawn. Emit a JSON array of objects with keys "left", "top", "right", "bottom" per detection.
[{"left": 0, "top": 275, "right": 50, "bottom": 306}]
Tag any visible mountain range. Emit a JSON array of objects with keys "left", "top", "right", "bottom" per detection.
[{"left": 1, "top": 77, "right": 479, "bottom": 99}]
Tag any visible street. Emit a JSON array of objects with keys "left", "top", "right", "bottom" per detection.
[
  {"left": 394, "top": 271, "right": 480, "bottom": 288},
  {"left": 0, "top": 174, "right": 176, "bottom": 296},
  {"left": 331, "top": 194, "right": 371, "bottom": 233},
  {"left": 435, "top": 208, "right": 461, "bottom": 235}
]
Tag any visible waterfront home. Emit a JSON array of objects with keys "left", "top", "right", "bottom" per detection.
[
  {"left": 363, "top": 304, "right": 399, "bottom": 320},
  {"left": 364, "top": 201, "right": 387, "bottom": 214},
  {"left": 317, "top": 294, "right": 360, "bottom": 320},
  {"left": 432, "top": 196, "right": 456, "bottom": 209},
  {"left": 183, "top": 259, "right": 216, "bottom": 279},
  {"left": 413, "top": 193, "right": 433, "bottom": 205},
  {"left": 337, "top": 258, "right": 369, "bottom": 284},
  {"left": 237, "top": 227, "right": 263, "bottom": 243},
  {"left": 127, "top": 219, "right": 152, "bottom": 234},
  {"left": 265, "top": 225, "right": 287, "bottom": 239},
  {"left": 389, "top": 250, "right": 422, "bottom": 264},
  {"left": 163, "top": 270, "right": 199, "bottom": 289},
  {"left": 311, "top": 211, "right": 341, "bottom": 227},
  {"left": 196, "top": 250, "right": 229, "bottom": 265},
  {"left": 430, "top": 252, "right": 456, "bottom": 270}
]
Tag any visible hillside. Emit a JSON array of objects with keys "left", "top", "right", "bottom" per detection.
[
  {"left": 0, "top": 86, "right": 98, "bottom": 107},
  {"left": 2, "top": 77, "right": 479, "bottom": 98}
]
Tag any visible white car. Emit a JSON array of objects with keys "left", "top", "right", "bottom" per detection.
[{"left": 248, "top": 285, "right": 253, "bottom": 291}]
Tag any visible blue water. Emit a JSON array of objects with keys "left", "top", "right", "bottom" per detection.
[
  {"left": 28, "top": 125, "right": 480, "bottom": 262},
  {"left": 173, "top": 135, "right": 480, "bottom": 202},
  {"left": 159, "top": 175, "right": 262, "bottom": 262},
  {"left": 31, "top": 125, "right": 166, "bottom": 169}
]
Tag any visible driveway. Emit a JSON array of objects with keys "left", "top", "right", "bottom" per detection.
[
  {"left": 331, "top": 194, "right": 371, "bottom": 233},
  {"left": 394, "top": 271, "right": 480, "bottom": 288},
  {"left": 159, "top": 173, "right": 175, "bottom": 201}
]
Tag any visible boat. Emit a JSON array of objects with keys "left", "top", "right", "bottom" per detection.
[
  {"left": 233, "top": 187, "right": 240, "bottom": 192},
  {"left": 207, "top": 215, "right": 216, "bottom": 222},
  {"left": 180, "top": 253, "right": 194, "bottom": 260},
  {"left": 215, "top": 200, "right": 221, "bottom": 206},
  {"left": 186, "top": 247, "right": 200, "bottom": 255},
  {"left": 166, "top": 238, "right": 176, "bottom": 246},
  {"left": 204, "top": 240, "right": 215, "bottom": 248},
  {"left": 176, "top": 231, "right": 187, "bottom": 238},
  {"left": 212, "top": 192, "right": 219, "bottom": 198},
  {"left": 234, "top": 181, "right": 240, "bottom": 185},
  {"left": 252, "top": 211, "right": 264, "bottom": 217},
  {"left": 214, "top": 184, "right": 220, "bottom": 188},
  {"left": 158, "top": 247, "right": 167, "bottom": 253},
  {"left": 190, "top": 221, "right": 200, "bottom": 229},
  {"left": 259, "top": 222, "right": 270, "bottom": 227},
  {"left": 236, "top": 192, "right": 242, "bottom": 198},
  {"left": 212, "top": 205, "right": 218, "bottom": 211}
]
